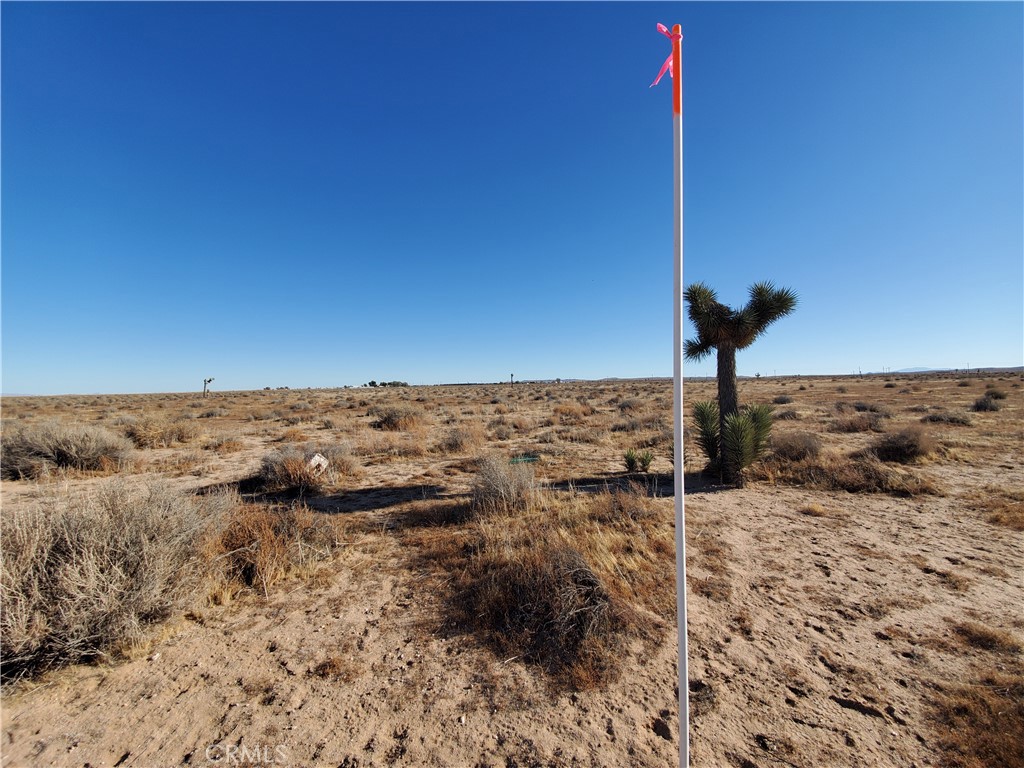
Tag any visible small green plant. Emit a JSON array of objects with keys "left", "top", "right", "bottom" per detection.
[
  {"left": 623, "top": 448, "right": 640, "bottom": 473},
  {"left": 637, "top": 450, "right": 655, "bottom": 473}
]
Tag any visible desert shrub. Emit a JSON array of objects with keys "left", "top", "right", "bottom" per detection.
[
  {"left": 0, "top": 480, "right": 235, "bottom": 680},
  {"left": 315, "top": 442, "right": 357, "bottom": 476},
  {"left": 471, "top": 456, "right": 538, "bottom": 515},
  {"left": 871, "top": 426, "right": 935, "bottom": 463},
  {"left": 957, "top": 380, "right": 972, "bottom": 387},
  {"left": 776, "top": 409, "right": 800, "bottom": 420},
  {"left": 122, "top": 416, "right": 199, "bottom": 448},
  {"left": 256, "top": 446, "right": 334, "bottom": 497},
  {"left": 370, "top": 405, "right": 422, "bottom": 431},
  {"left": 832, "top": 413, "right": 884, "bottom": 433},
  {"left": 884, "top": 382, "right": 896, "bottom": 388},
  {"left": 199, "top": 408, "right": 228, "bottom": 419},
  {"left": 438, "top": 425, "right": 484, "bottom": 454},
  {"left": 985, "top": 388, "right": 1008, "bottom": 400},
  {"left": 617, "top": 399, "right": 643, "bottom": 414},
  {"left": 211, "top": 503, "right": 338, "bottom": 597},
  {"left": 853, "top": 402, "right": 890, "bottom": 415},
  {"left": 1, "top": 422, "right": 132, "bottom": 479},
  {"left": 773, "top": 395, "right": 793, "bottom": 405},
  {"left": 553, "top": 402, "right": 595, "bottom": 425},
  {"left": 922, "top": 413, "right": 972, "bottom": 426},
  {"left": 771, "top": 432, "right": 822, "bottom": 462},
  {"left": 461, "top": 545, "right": 624, "bottom": 685},
  {"left": 971, "top": 395, "right": 1000, "bottom": 412},
  {"left": 798, "top": 385, "right": 807, "bottom": 391}
]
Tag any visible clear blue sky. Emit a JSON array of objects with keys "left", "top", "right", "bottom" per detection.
[{"left": 2, "top": 2, "right": 1021, "bottom": 394}]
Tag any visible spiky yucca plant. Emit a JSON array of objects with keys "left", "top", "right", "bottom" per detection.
[
  {"left": 624, "top": 449, "right": 640, "bottom": 473},
  {"left": 692, "top": 401, "right": 720, "bottom": 465},
  {"left": 693, "top": 402, "right": 773, "bottom": 484}
]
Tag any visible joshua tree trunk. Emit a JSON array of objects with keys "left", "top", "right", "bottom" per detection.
[{"left": 716, "top": 343, "right": 739, "bottom": 480}]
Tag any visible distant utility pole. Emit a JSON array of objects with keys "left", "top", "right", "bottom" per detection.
[
  {"left": 203, "top": 377, "right": 214, "bottom": 398},
  {"left": 510, "top": 373, "right": 514, "bottom": 388}
]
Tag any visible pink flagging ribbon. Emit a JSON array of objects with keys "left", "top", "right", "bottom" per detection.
[{"left": 650, "top": 22, "right": 682, "bottom": 88}]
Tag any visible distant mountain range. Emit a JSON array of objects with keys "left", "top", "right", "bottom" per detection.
[{"left": 888, "top": 366, "right": 1023, "bottom": 374}]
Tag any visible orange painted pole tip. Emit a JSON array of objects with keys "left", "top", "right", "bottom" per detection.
[{"left": 672, "top": 25, "right": 683, "bottom": 116}]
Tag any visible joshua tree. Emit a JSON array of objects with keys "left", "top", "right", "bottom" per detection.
[
  {"left": 684, "top": 281, "right": 797, "bottom": 478},
  {"left": 203, "top": 377, "right": 214, "bottom": 398}
]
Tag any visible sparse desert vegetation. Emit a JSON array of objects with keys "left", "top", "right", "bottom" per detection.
[{"left": 1, "top": 371, "right": 1021, "bottom": 767}]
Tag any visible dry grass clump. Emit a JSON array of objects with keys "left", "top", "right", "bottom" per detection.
[
  {"left": 870, "top": 425, "right": 936, "bottom": 463},
  {"left": 770, "top": 432, "right": 822, "bottom": 462},
  {"left": 121, "top": 416, "right": 199, "bottom": 448},
  {"left": 550, "top": 402, "right": 592, "bottom": 426},
  {"left": 751, "top": 453, "right": 941, "bottom": 497},
  {"left": 831, "top": 413, "right": 884, "bottom": 433},
  {"left": 437, "top": 424, "right": 485, "bottom": 454},
  {"left": 967, "top": 487, "right": 1024, "bottom": 531},
  {"left": 459, "top": 543, "right": 625, "bottom": 686},
  {"left": 947, "top": 620, "right": 1022, "bottom": 654},
  {"left": 929, "top": 666, "right": 1024, "bottom": 768},
  {"left": 611, "top": 412, "right": 666, "bottom": 433},
  {"left": 0, "top": 479, "right": 234, "bottom": 681},
  {"left": 470, "top": 456, "right": 539, "bottom": 516},
  {"left": 209, "top": 503, "right": 339, "bottom": 599},
  {"left": 370, "top": 405, "right": 423, "bottom": 431},
  {"left": 1, "top": 421, "right": 132, "bottom": 479},
  {"left": 798, "top": 503, "right": 828, "bottom": 517},
  {"left": 449, "top": 486, "right": 672, "bottom": 688},
  {"left": 971, "top": 395, "right": 1001, "bottom": 412},
  {"left": 205, "top": 436, "right": 244, "bottom": 454},
  {"left": 922, "top": 412, "right": 972, "bottom": 426}
]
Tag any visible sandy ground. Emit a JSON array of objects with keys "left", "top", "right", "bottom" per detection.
[{"left": 1, "top": 374, "right": 1021, "bottom": 767}]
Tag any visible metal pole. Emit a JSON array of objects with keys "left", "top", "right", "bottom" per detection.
[{"left": 671, "top": 23, "right": 690, "bottom": 768}]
